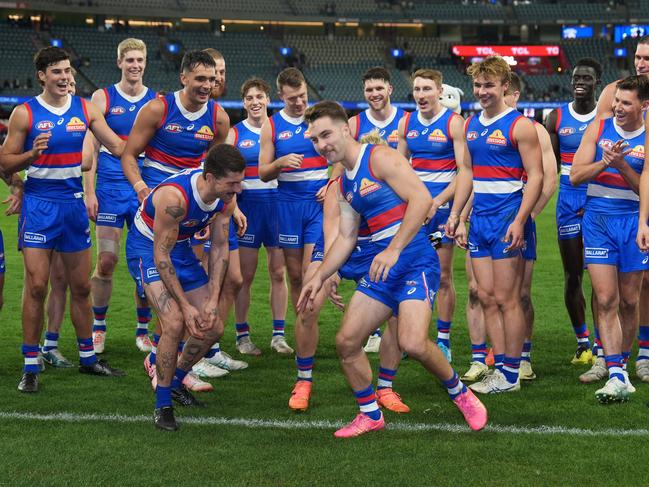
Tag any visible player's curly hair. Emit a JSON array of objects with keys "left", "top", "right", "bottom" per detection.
[{"left": 466, "top": 55, "right": 512, "bottom": 85}]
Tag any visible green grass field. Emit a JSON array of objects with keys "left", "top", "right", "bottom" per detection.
[{"left": 0, "top": 187, "right": 647, "bottom": 486}]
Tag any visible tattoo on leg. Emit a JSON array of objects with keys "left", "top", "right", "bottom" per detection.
[
  {"left": 178, "top": 342, "right": 202, "bottom": 370},
  {"left": 157, "top": 350, "right": 176, "bottom": 382}
]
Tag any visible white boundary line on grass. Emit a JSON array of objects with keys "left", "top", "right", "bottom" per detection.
[{"left": 0, "top": 410, "right": 648, "bottom": 436}]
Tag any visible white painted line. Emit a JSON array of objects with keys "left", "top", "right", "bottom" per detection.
[{"left": 0, "top": 410, "right": 647, "bottom": 436}]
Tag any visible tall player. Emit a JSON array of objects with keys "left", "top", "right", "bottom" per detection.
[
  {"left": 259, "top": 68, "right": 331, "bottom": 407},
  {"left": 597, "top": 36, "right": 649, "bottom": 383},
  {"left": 229, "top": 78, "right": 288, "bottom": 356},
  {"left": 447, "top": 56, "right": 543, "bottom": 394},
  {"left": 121, "top": 50, "right": 231, "bottom": 387},
  {"left": 397, "top": 68, "right": 465, "bottom": 361},
  {"left": 349, "top": 66, "right": 405, "bottom": 351},
  {"left": 299, "top": 101, "right": 487, "bottom": 437},
  {"left": 0, "top": 47, "right": 126, "bottom": 392},
  {"left": 546, "top": 58, "right": 601, "bottom": 366},
  {"left": 572, "top": 75, "right": 648, "bottom": 402},
  {"left": 126, "top": 144, "right": 244, "bottom": 430},
  {"left": 83, "top": 38, "right": 156, "bottom": 354}
]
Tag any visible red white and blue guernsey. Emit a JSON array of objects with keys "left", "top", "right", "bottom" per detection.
[
  {"left": 18, "top": 94, "right": 91, "bottom": 252},
  {"left": 466, "top": 107, "right": 525, "bottom": 259},
  {"left": 555, "top": 102, "right": 597, "bottom": 240},
  {"left": 339, "top": 144, "right": 439, "bottom": 315},
  {"left": 583, "top": 118, "right": 647, "bottom": 272},
  {"left": 270, "top": 110, "right": 328, "bottom": 248},
  {"left": 233, "top": 119, "right": 279, "bottom": 248},
  {"left": 127, "top": 168, "right": 228, "bottom": 291},
  {"left": 142, "top": 91, "right": 218, "bottom": 188},
  {"left": 351, "top": 106, "right": 405, "bottom": 149},
  {"left": 403, "top": 107, "right": 458, "bottom": 239},
  {"left": 96, "top": 84, "right": 156, "bottom": 228}
]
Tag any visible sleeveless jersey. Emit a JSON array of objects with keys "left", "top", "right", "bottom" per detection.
[
  {"left": 352, "top": 106, "right": 405, "bottom": 149},
  {"left": 404, "top": 108, "right": 457, "bottom": 199},
  {"left": 134, "top": 169, "right": 227, "bottom": 242},
  {"left": 586, "top": 118, "right": 645, "bottom": 215},
  {"left": 556, "top": 102, "right": 596, "bottom": 190},
  {"left": 233, "top": 119, "right": 277, "bottom": 202},
  {"left": 98, "top": 84, "right": 156, "bottom": 190},
  {"left": 143, "top": 91, "right": 218, "bottom": 175},
  {"left": 340, "top": 144, "right": 407, "bottom": 244},
  {"left": 269, "top": 110, "right": 328, "bottom": 201},
  {"left": 23, "top": 94, "right": 89, "bottom": 200},
  {"left": 466, "top": 108, "right": 525, "bottom": 216}
]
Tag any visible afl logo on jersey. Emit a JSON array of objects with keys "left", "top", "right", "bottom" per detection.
[
  {"left": 36, "top": 120, "right": 55, "bottom": 131},
  {"left": 345, "top": 191, "right": 354, "bottom": 203},
  {"left": 598, "top": 138, "right": 614, "bottom": 150},
  {"left": 66, "top": 117, "right": 87, "bottom": 132},
  {"left": 406, "top": 130, "right": 419, "bottom": 139},
  {"left": 428, "top": 129, "right": 448, "bottom": 143},
  {"left": 559, "top": 127, "right": 575, "bottom": 136},
  {"left": 165, "top": 123, "right": 183, "bottom": 133},
  {"left": 239, "top": 139, "right": 256, "bottom": 149},
  {"left": 278, "top": 131, "right": 293, "bottom": 140},
  {"left": 195, "top": 125, "right": 214, "bottom": 141},
  {"left": 467, "top": 131, "right": 478, "bottom": 141},
  {"left": 110, "top": 106, "right": 126, "bottom": 115},
  {"left": 182, "top": 219, "right": 200, "bottom": 227},
  {"left": 486, "top": 129, "right": 507, "bottom": 146}
]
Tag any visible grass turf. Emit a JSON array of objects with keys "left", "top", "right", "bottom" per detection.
[{"left": 0, "top": 188, "right": 647, "bottom": 486}]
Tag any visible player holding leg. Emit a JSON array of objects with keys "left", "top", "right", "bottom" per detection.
[
  {"left": 0, "top": 47, "right": 126, "bottom": 392},
  {"left": 572, "top": 75, "right": 648, "bottom": 403}
]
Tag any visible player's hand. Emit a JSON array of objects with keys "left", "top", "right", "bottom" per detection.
[
  {"left": 277, "top": 153, "right": 303, "bottom": 171},
  {"left": 327, "top": 275, "right": 344, "bottom": 311},
  {"left": 445, "top": 213, "right": 459, "bottom": 238},
  {"left": 424, "top": 201, "right": 438, "bottom": 225},
  {"left": 454, "top": 221, "right": 468, "bottom": 250},
  {"left": 30, "top": 132, "right": 51, "bottom": 160},
  {"left": 199, "top": 302, "right": 220, "bottom": 332},
  {"left": 194, "top": 227, "right": 210, "bottom": 241},
  {"left": 369, "top": 247, "right": 399, "bottom": 283},
  {"left": 297, "top": 273, "right": 323, "bottom": 313},
  {"left": 315, "top": 184, "right": 327, "bottom": 203},
  {"left": 637, "top": 222, "right": 649, "bottom": 252},
  {"left": 233, "top": 207, "right": 247, "bottom": 236},
  {"left": 503, "top": 220, "right": 525, "bottom": 252},
  {"left": 85, "top": 192, "right": 98, "bottom": 222},
  {"left": 181, "top": 303, "right": 205, "bottom": 339},
  {"left": 602, "top": 140, "right": 632, "bottom": 169},
  {"left": 136, "top": 186, "right": 151, "bottom": 204},
  {"left": 3, "top": 193, "right": 22, "bottom": 216}
]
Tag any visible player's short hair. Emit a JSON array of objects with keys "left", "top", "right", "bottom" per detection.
[
  {"left": 574, "top": 57, "right": 602, "bottom": 79},
  {"left": 204, "top": 143, "right": 246, "bottom": 179},
  {"left": 616, "top": 75, "right": 649, "bottom": 102},
  {"left": 241, "top": 78, "right": 271, "bottom": 99},
  {"left": 359, "top": 129, "right": 388, "bottom": 146},
  {"left": 362, "top": 66, "right": 391, "bottom": 84},
  {"left": 638, "top": 35, "right": 649, "bottom": 46},
  {"left": 34, "top": 47, "right": 69, "bottom": 73},
  {"left": 276, "top": 67, "right": 305, "bottom": 91},
  {"left": 411, "top": 68, "right": 443, "bottom": 88},
  {"left": 467, "top": 56, "right": 512, "bottom": 85},
  {"left": 506, "top": 72, "right": 522, "bottom": 95},
  {"left": 180, "top": 50, "right": 216, "bottom": 74},
  {"left": 202, "top": 48, "right": 224, "bottom": 61},
  {"left": 117, "top": 38, "right": 146, "bottom": 60},
  {"left": 304, "top": 100, "right": 348, "bottom": 125}
]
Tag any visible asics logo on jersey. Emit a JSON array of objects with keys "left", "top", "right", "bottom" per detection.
[
  {"left": 295, "top": 126, "right": 302, "bottom": 134},
  {"left": 164, "top": 123, "right": 183, "bottom": 133},
  {"left": 66, "top": 117, "right": 86, "bottom": 132},
  {"left": 467, "top": 131, "right": 478, "bottom": 141},
  {"left": 486, "top": 129, "right": 507, "bottom": 146},
  {"left": 379, "top": 129, "right": 386, "bottom": 137},
  {"left": 129, "top": 105, "right": 137, "bottom": 111},
  {"left": 558, "top": 127, "right": 575, "bottom": 136},
  {"left": 359, "top": 177, "right": 381, "bottom": 197},
  {"left": 57, "top": 118, "right": 64, "bottom": 125},
  {"left": 422, "top": 128, "right": 429, "bottom": 135},
  {"left": 195, "top": 125, "right": 214, "bottom": 141},
  {"left": 36, "top": 120, "right": 54, "bottom": 131},
  {"left": 110, "top": 106, "right": 126, "bottom": 115},
  {"left": 239, "top": 139, "right": 256, "bottom": 148},
  {"left": 579, "top": 124, "right": 588, "bottom": 131},
  {"left": 407, "top": 288, "right": 417, "bottom": 295},
  {"left": 428, "top": 129, "right": 448, "bottom": 143},
  {"left": 628, "top": 145, "right": 645, "bottom": 159},
  {"left": 585, "top": 247, "right": 609, "bottom": 258},
  {"left": 278, "top": 130, "right": 293, "bottom": 140},
  {"left": 406, "top": 130, "right": 419, "bottom": 138},
  {"left": 481, "top": 129, "right": 489, "bottom": 136},
  {"left": 187, "top": 124, "right": 195, "bottom": 131},
  {"left": 643, "top": 255, "right": 649, "bottom": 265}
]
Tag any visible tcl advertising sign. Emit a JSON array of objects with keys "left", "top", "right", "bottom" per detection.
[{"left": 452, "top": 45, "right": 561, "bottom": 57}]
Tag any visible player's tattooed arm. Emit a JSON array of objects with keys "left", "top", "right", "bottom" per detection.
[{"left": 206, "top": 208, "right": 232, "bottom": 305}]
